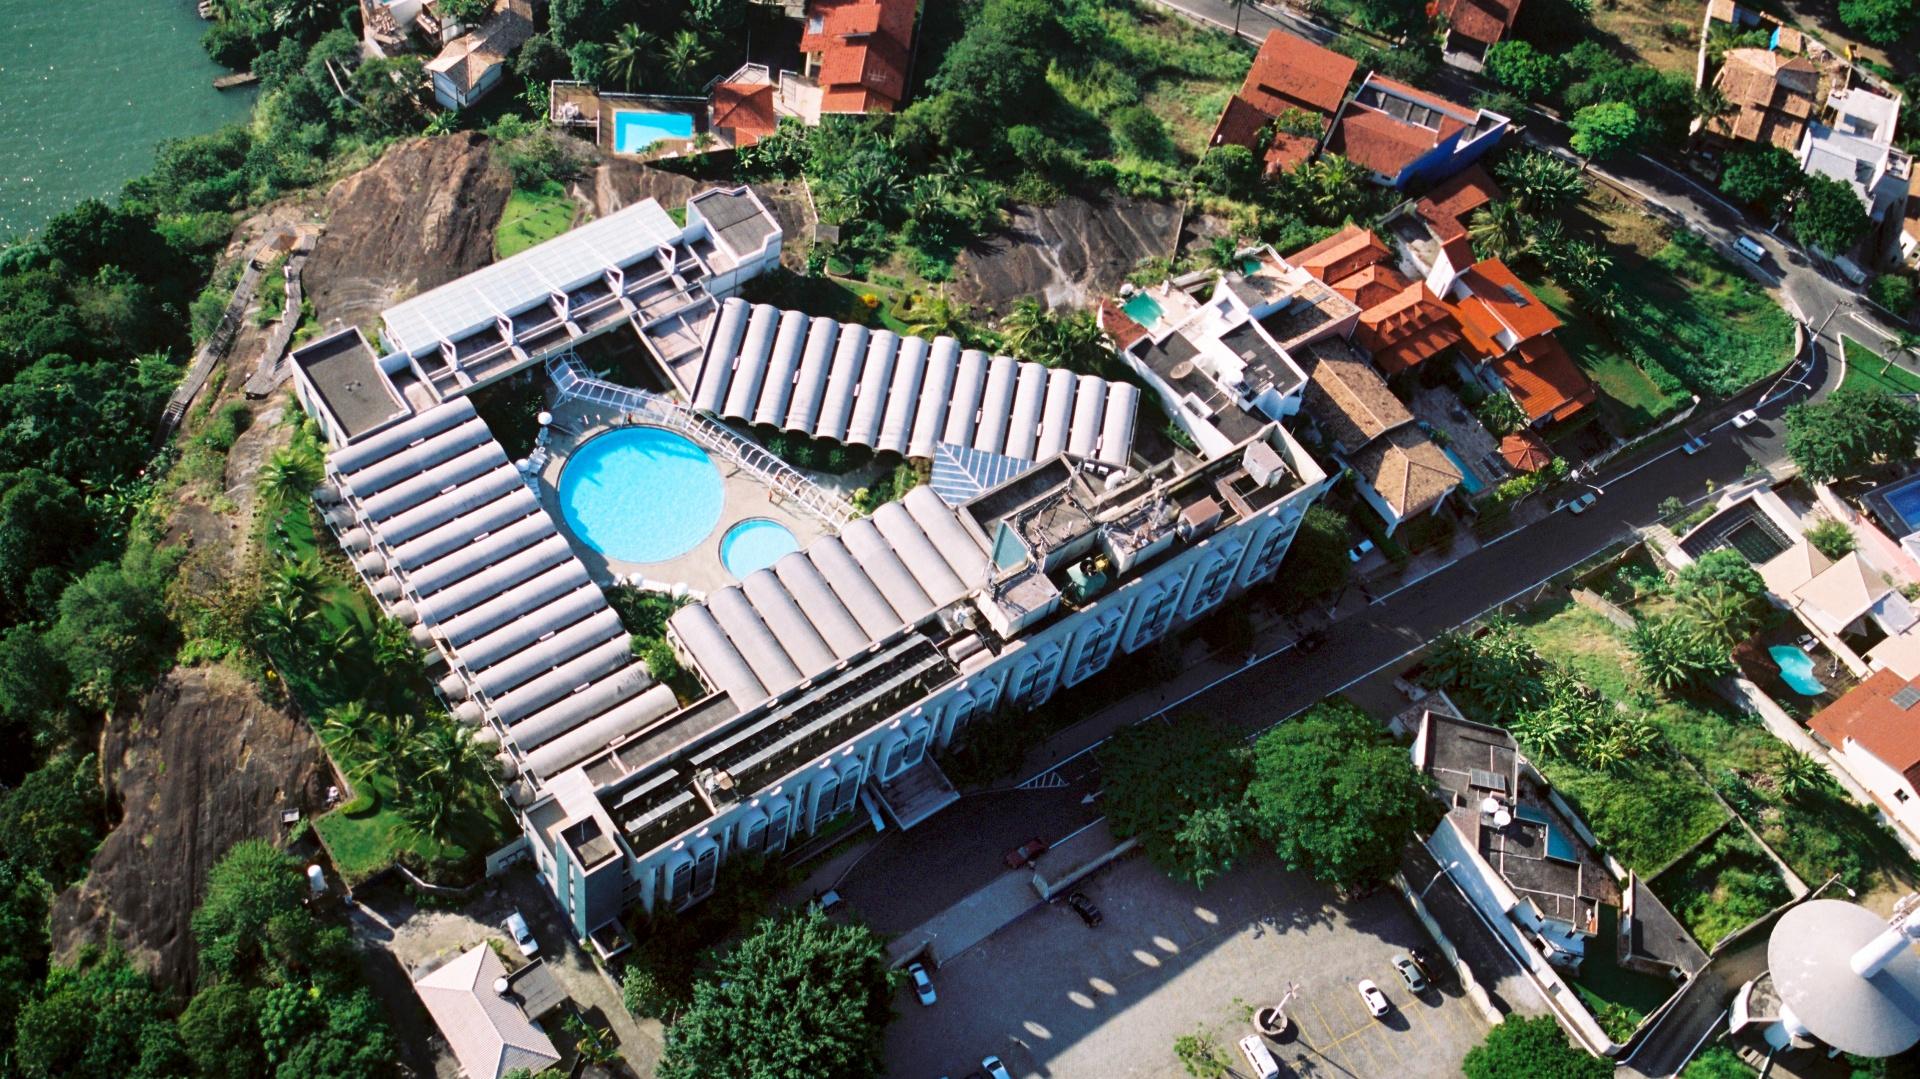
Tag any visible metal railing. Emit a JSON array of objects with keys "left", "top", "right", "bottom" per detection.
[{"left": 547, "top": 354, "right": 857, "bottom": 529}]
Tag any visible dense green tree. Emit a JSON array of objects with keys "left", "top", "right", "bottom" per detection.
[
  {"left": 0, "top": 754, "right": 102, "bottom": 889},
  {"left": 931, "top": 0, "right": 1062, "bottom": 108},
  {"left": 656, "top": 908, "right": 894, "bottom": 1079},
  {"left": 0, "top": 624, "right": 73, "bottom": 764},
  {"left": 1273, "top": 504, "right": 1350, "bottom": 602},
  {"left": 179, "top": 982, "right": 266, "bottom": 1079},
  {"left": 52, "top": 558, "right": 175, "bottom": 710},
  {"left": 1569, "top": 102, "right": 1643, "bottom": 161},
  {"left": 1837, "top": 0, "right": 1919, "bottom": 44},
  {"left": 1468, "top": 200, "right": 1533, "bottom": 263},
  {"left": 191, "top": 839, "right": 306, "bottom": 979},
  {"left": 1870, "top": 273, "right": 1917, "bottom": 316},
  {"left": 0, "top": 352, "right": 180, "bottom": 488},
  {"left": 258, "top": 983, "right": 398, "bottom": 1079},
  {"left": 1245, "top": 700, "right": 1432, "bottom": 892},
  {"left": 603, "top": 24, "right": 657, "bottom": 91},
  {"left": 1794, "top": 174, "right": 1872, "bottom": 253},
  {"left": 0, "top": 469, "right": 94, "bottom": 613},
  {"left": 1483, "top": 41, "right": 1561, "bottom": 101},
  {"left": 1784, "top": 386, "right": 1920, "bottom": 482},
  {"left": 1676, "top": 549, "right": 1766, "bottom": 600},
  {"left": 1099, "top": 716, "right": 1251, "bottom": 888},
  {"left": 1719, "top": 146, "right": 1803, "bottom": 209},
  {"left": 1805, "top": 518, "right": 1859, "bottom": 560},
  {"left": 1629, "top": 616, "right": 1731, "bottom": 693},
  {"left": 1495, "top": 150, "right": 1586, "bottom": 215},
  {"left": 1194, "top": 144, "right": 1258, "bottom": 198},
  {"left": 1463, "top": 1015, "right": 1611, "bottom": 1078},
  {"left": 1112, "top": 105, "right": 1173, "bottom": 162},
  {"left": 1563, "top": 44, "right": 1695, "bottom": 147},
  {"left": 0, "top": 856, "right": 50, "bottom": 1048},
  {"left": 13, "top": 950, "right": 185, "bottom": 1079}
]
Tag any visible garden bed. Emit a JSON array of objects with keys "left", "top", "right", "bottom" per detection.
[{"left": 1840, "top": 335, "right": 1920, "bottom": 396}]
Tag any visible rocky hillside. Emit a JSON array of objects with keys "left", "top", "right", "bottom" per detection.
[
  {"left": 302, "top": 131, "right": 510, "bottom": 334},
  {"left": 51, "top": 667, "right": 331, "bottom": 994},
  {"left": 954, "top": 194, "right": 1182, "bottom": 314}
]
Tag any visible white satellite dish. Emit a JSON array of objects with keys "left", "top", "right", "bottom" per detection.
[
  {"left": 1493, "top": 808, "right": 1513, "bottom": 828},
  {"left": 493, "top": 977, "right": 511, "bottom": 996},
  {"left": 1479, "top": 796, "right": 1501, "bottom": 816}
]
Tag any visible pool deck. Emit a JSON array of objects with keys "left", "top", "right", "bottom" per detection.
[{"left": 537, "top": 398, "right": 824, "bottom": 598}]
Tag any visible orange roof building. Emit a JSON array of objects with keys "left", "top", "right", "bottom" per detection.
[
  {"left": 1355, "top": 282, "right": 1463, "bottom": 376},
  {"left": 1208, "top": 30, "right": 1358, "bottom": 176},
  {"left": 1288, "top": 225, "right": 1393, "bottom": 286},
  {"left": 800, "top": 0, "right": 917, "bottom": 114},
  {"left": 1325, "top": 74, "right": 1510, "bottom": 189},
  {"left": 1707, "top": 47, "right": 1819, "bottom": 152},
  {"left": 1811, "top": 669, "right": 1920, "bottom": 833},
  {"left": 1416, "top": 164, "right": 1502, "bottom": 247},
  {"left": 1490, "top": 337, "right": 1595, "bottom": 423},
  {"left": 1499, "top": 431, "right": 1555, "bottom": 473},
  {"left": 1449, "top": 259, "right": 1562, "bottom": 358},
  {"left": 710, "top": 82, "right": 778, "bottom": 148},
  {"left": 1434, "top": 0, "right": 1523, "bottom": 51},
  {"left": 1330, "top": 263, "right": 1411, "bottom": 308}
]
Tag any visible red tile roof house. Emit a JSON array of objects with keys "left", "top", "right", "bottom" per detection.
[
  {"left": 1810, "top": 669, "right": 1920, "bottom": 844},
  {"left": 1446, "top": 259, "right": 1596, "bottom": 426},
  {"left": 1208, "top": 30, "right": 1358, "bottom": 177},
  {"left": 1430, "top": 0, "right": 1524, "bottom": 67},
  {"left": 799, "top": 0, "right": 918, "bottom": 115},
  {"left": 1325, "top": 73, "right": 1510, "bottom": 190},
  {"left": 709, "top": 81, "right": 779, "bottom": 148},
  {"left": 1411, "top": 163, "right": 1502, "bottom": 293},
  {"left": 1288, "top": 224, "right": 1466, "bottom": 380}
]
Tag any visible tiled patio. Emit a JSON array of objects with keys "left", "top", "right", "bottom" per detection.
[{"left": 1412, "top": 384, "right": 1507, "bottom": 494}]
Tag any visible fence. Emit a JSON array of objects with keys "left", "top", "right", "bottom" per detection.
[{"left": 547, "top": 353, "right": 858, "bottom": 529}]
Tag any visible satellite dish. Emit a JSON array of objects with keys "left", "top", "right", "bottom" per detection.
[
  {"left": 1493, "top": 808, "right": 1513, "bottom": 828},
  {"left": 493, "top": 977, "right": 511, "bottom": 996},
  {"left": 1169, "top": 361, "right": 1195, "bottom": 380},
  {"left": 1479, "top": 796, "right": 1501, "bottom": 816}
]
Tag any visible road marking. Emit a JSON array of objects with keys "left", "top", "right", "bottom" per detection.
[
  {"left": 1850, "top": 312, "right": 1896, "bottom": 343},
  {"left": 1369, "top": 557, "right": 1460, "bottom": 605},
  {"left": 1306, "top": 995, "right": 1358, "bottom": 1076}
]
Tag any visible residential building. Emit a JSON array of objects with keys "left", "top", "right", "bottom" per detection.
[
  {"left": 1434, "top": 0, "right": 1524, "bottom": 65},
  {"left": 1208, "top": 30, "right": 1358, "bottom": 176},
  {"left": 427, "top": 0, "right": 536, "bottom": 110},
  {"left": 710, "top": 80, "right": 779, "bottom": 148},
  {"left": 1326, "top": 73, "right": 1509, "bottom": 189},
  {"left": 1800, "top": 84, "right": 1913, "bottom": 260},
  {"left": 1761, "top": 542, "right": 1918, "bottom": 678},
  {"left": 1288, "top": 223, "right": 1465, "bottom": 378},
  {"left": 1811, "top": 669, "right": 1920, "bottom": 839},
  {"left": 1412, "top": 164, "right": 1501, "bottom": 286},
  {"left": 1446, "top": 259, "right": 1595, "bottom": 426},
  {"left": 412, "top": 947, "right": 562, "bottom": 1079},
  {"left": 295, "top": 186, "right": 1334, "bottom": 946},
  {"left": 1299, "top": 336, "right": 1460, "bottom": 532},
  {"left": 1703, "top": 48, "right": 1819, "bottom": 152},
  {"left": 798, "top": 0, "right": 918, "bottom": 114}
]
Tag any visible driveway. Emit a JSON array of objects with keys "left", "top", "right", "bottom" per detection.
[
  {"left": 347, "top": 866, "right": 663, "bottom": 1078},
  {"left": 884, "top": 853, "right": 1489, "bottom": 1079}
]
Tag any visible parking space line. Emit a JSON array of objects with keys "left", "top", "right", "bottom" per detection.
[{"left": 1305, "top": 994, "right": 1358, "bottom": 1075}]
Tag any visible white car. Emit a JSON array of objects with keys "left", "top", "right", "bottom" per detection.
[
  {"left": 1732, "top": 409, "right": 1759, "bottom": 429},
  {"left": 907, "top": 961, "right": 936, "bottom": 1006},
  {"left": 504, "top": 911, "right": 538, "bottom": 958},
  {"left": 982, "top": 1055, "right": 1013, "bottom": 1079},
  {"left": 1565, "top": 491, "right": 1598, "bottom": 515},
  {"left": 1357, "top": 978, "right": 1390, "bottom": 1018}
]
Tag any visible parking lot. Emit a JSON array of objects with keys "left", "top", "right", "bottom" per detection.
[{"left": 884, "top": 852, "right": 1490, "bottom": 1079}]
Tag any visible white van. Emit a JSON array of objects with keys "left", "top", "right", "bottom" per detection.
[
  {"left": 1733, "top": 236, "right": 1767, "bottom": 263},
  {"left": 1238, "top": 1034, "right": 1281, "bottom": 1079}
]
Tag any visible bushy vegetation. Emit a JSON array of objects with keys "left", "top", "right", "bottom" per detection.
[
  {"left": 1652, "top": 827, "right": 1791, "bottom": 944},
  {"left": 1785, "top": 387, "right": 1920, "bottom": 482},
  {"left": 1463, "top": 1015, "right": 1612, "bottom": 1079}
]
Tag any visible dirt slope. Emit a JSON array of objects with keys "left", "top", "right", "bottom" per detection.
[
  {"left": 302, "top": 132, "right": 510, "bottom": 334},
  {"left": 51, "top": 667, "right": 331, "bottom": 994},
  {"left": 954, "top": 193, "right": 1182, "bottom": 314}
]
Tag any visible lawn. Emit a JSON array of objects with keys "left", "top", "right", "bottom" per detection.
[
  {"left": 1567, "top": 190, "right": 1796, "bottom": 402},
  {"left": 496, "top": 181, "right": 577, "bottom": 259},
  {"left": 1534, "top": 279, "right": 1691, "bottom": 437},
  {"left": 1650, "top": 825, "right": 1792, "bottom": 946},
  {"left": 1841, "top": 335, "right": 1920, "bottom": 395}
]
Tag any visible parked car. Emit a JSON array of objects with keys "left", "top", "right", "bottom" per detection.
[
  {"left": 1066, "top": 891, "right": 1102, "bottom": 927},
  {"left": 1004, "top": 837, "right": 1048, "bottom": 869},
  {"left": 1565, "top": 491, "right": 1598, "bottom": 515},
  {"left": 1681, "top": 435, "right": 1707, "bottom": 455},
  {"left": 1733, "top": 235, "right": 1768, "bottom": 263},
  {"left": 1732, "top": 409, "right": 1759, "bottom": 429},
  {"left": 907, "top": 961, "right": 936, "bottom": 1006},
  {"left": 1392, "top": 952, "right": 1428, "bottom": 993},
  {"left": 1348, "top": 538, "right": 1375, "bottom": 563},
  {"left": 1409, "top": 946, "right": 1452, "bottom": 987},
  {"left": 814, "top": 889, "right": 843, "bottom": 912},
  {"left": 504, "top": 911, "right": 538, "bottom": 958},
  {"left": 982, "top": 1055, "right": 1014, "bottom": 1079},
  {"left": 1357, "top": 979, "right": 1390, "bottom": 1018}
]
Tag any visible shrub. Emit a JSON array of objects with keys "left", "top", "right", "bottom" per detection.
[
  {"left": 1804, "top": 518, "right": 1857, "bottom": 560},
  {"left": 1111, "top": 105, "right": 1174, "bottom": 162}
]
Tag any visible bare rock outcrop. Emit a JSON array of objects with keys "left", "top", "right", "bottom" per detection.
[
  {"left": 955, "top": 194, "right": 1181, "bottom": 314},
  {"left": 303, "top": 131, "right": 510, "bottom": 333},
  {"left": 51, "top": 667, "right": 331, "bottom": 994}
]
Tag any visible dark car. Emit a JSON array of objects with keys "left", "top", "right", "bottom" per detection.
[
  {"left": 1066, "top": 891, "right": 1102, "bottom": 927},
  {"left": 1004, "top": 837, "right": 1048, "bottom": 869},
  {"left": 1409, "top": 946, "right": 1452, "bottom": 987}
]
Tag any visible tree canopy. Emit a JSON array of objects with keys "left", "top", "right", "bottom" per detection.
[
  {"left": 1462, "top": 1015, "right": 1611, "bottom": 1079},
  {"left": 1718, "top": 146, "right": 1803, "bottom": 209},
  {"left": 1569, "top": 102, "right": 1643, "bottom": 160},
  {"left": 1245, "top": 700, "right": 1433, "bottom": 892},
  {"left": 655, "top": 908, "right": 895, "bottom": 1079},
  {"left": 1837, "top": 0, "right": 1920, "bottom": 44},
  {"left": 1784, "top": 386, "right": 1920, "bottom": 482},
  {"left": 1484, "top": 41, "right": 1562, "bottom": 101},
  {"left": 1099, "top": 715, "right": 1252, "bottom": 888},
  {"left": 1794, "top": 174, "right": 1872, "bottom": 254}
]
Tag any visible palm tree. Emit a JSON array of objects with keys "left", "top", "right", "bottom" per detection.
[
  {"left": 371, "top": 616, "right": 420, "bottom": 675},
  {"left": 1772, "top": 748, "right": 1831, "bottom": 800},
  {"left": 318, "top": 621, "right": 364, "bottom": 678},
  {"left": 605, "top": 26, "right": 658, "bottom": 92},
  {"left": 268, "top": 557, "right": 330, "bottom": 620},
  {"left": 1685, "top": 582, "right": 1760, "bottom": 649},
  {"left": 1692, "top": 86, "right": 1736, "bottom": 132},
  {"left": 904, "top": 290, "right": 967, "bottom": 340},
  {"left": 256, "top": 445, "right": 323, "bottom": 519},
  {"left": 1510, "top": 709, "right": 1576, "bottom": 761},
  {"left": 1884, "top": 330, "right": 1920, "bottom": 377},
  {"left": 1001, "top": 298, "right": 1054, "bottom": 362},
  {"left": 661, "top": 29, "right": 710, "bottom": 91},
  {"left": 1496, "top": 151, "right": 1587, "bottom": 216},
  {"left": 1468, "top": 201, "right": 1531, "bottom": 263}
]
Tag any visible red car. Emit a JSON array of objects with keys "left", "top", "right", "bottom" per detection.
[{"left": 1004, "top": 837, "right": 1048, "bottom": 869}]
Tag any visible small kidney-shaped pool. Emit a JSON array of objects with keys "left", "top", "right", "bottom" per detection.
[{"left": 558, "top": 427, "right": 723, "bottom": 564}]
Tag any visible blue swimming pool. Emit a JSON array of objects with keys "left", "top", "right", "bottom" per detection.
[
  {"left": 613, "top": 110, "right": 695, "bottom": 154},
  {"left": 1122, "top": 292, "right": 1164, "bottom": 329},
  {"left": 559, "top": 427, "right": 722, "bottom": 564},
  {"left": 721, "top": 518, "right": 799, "bottom": 579},
  {"left": 1877, "top": 474, "right": 1920, "bottom": 534},
  {"left": 1439, "top": 444, "right": 1485, "bottom": 495},
  {"left": 1769, "top": 644, "right": 1826, "bottom": 696}
]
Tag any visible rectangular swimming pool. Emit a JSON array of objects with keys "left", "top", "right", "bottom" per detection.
[
  {"left": 1866, "top": 473, "right": 1920, "bottom": 538},
  {"left": 613, "top": 110, "right": 695, "bottom": 155},
  {"left": 1121, "top": 292, "right": 1164, "bottom": 330},
  {"left": 1439, "top": 443, "right": 1484, "bottom": 495}
]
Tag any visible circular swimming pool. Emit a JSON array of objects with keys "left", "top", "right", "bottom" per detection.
[
  {"left": 721, "top": 518, "right": 799, "bottom": 578},
  {"left": 558, "top": 427, "right": 723, "bottom": 564}
]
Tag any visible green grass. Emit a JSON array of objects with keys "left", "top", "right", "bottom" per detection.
[
  {"left": 1515, "top": 598, "right": 1638, "bottom": 700},
  {"left": 496, "top": 181, "right": 576, "bottom": 259},
  {"left": 1650, "top": 827, "right": 1790, "bottom": 946},
  {"left": 1535, "top": 279, "right": 1690, "bottom": 436},
  {"left": 1573, "top": 904, "right": 1681, "bottom": 1040},
  {"left": 1841, "top": 335, "right": 1920, "bottom": 396}
]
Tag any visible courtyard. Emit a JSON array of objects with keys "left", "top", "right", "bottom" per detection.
[{"left": 884, "top": 852, "right": 1490, "bottom": 1079}]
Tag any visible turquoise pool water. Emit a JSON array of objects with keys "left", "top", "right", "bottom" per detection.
[
  {"left": 1440, "top": 444, "right": 1484, "bottom": 495},
  {"left": 613, "top": 111, "right": 695, "bottom": 154},
  {"left": 721, "top": 518, "right": 799, "bottom": 579},
  {"left": 1769, "top": 644, "right": 1825, "bottom": 696},
  {"left": 1122, "top": 292, "right": 1164, "bottom": 329},
  {"left": 1882, "top": 475, "right": 1920, "bottom": 533},
  {"left": 559, "top": 427, "right": 722, "bottom": 564}
]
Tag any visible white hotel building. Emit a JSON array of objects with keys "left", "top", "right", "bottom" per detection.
[{"left": 291, "top": 186, "right": 1332, "bottom": 948}]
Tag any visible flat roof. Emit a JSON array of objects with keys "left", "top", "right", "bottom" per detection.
[
  {"left": 292, "top": 328, "right": 409, "bottom": 439},
  {"left": 382, "top": 198, "right": 681, "bottom": 353},
  {"left": 691, "top": 187, "right": 778, "bottom": 259}
]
